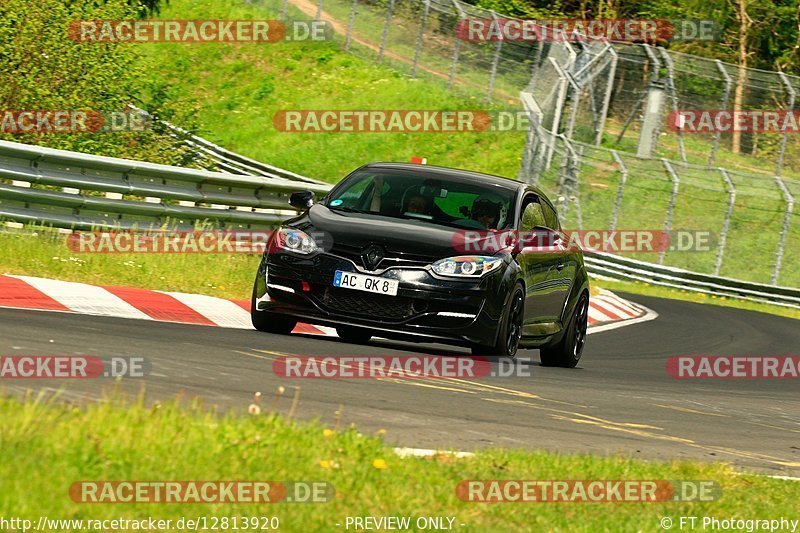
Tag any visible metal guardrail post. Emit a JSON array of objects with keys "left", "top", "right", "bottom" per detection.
[
  {"left": 609, "top": 150, "right": 627, "bottom": 232},
  {"left": 659, "top": 48, "right": 686, "bottom": 163},
  {"left": 708, "top": 61, "right": 732, "bottom": 168},
  {"left": 595, "top": 47, "right": 617, "bottom": 146},
  {"left": 659, "top": 159, "right": 681, "bottom": 265},
  {"left": 448, "top": 0, "right": 466, "bottom": 90},
  {"left": 344, "top": 0, "right": 358, "bottom": 52},
  {"left": 713, "top": 169, "right": 737, "bottom": 277},
  {"left": 772, "top": 176, "right": 795, "bottom": 285},
  {"left": 776, "top": 72, "right": 796, "bottom": 178},
  {"left": 377, "top": 0, "right": 395, "bottom": 64},
  {"left": 410, "top": 0, "right": 429, "bottom": 78},
  {"left": 485, "top": 11, "right": 503, "bottom": 103},
  {"left": 557, "top": 136, "right": 581, "bottom": 221},
  {"left": 550, "top": 59, "right": 581, "bottom": 142},
  {"left": 544, "top": 57, "right": 570, "bottom": 171},
  {"left": 636, "top": 45, "right": 663, "bottom": 158}
]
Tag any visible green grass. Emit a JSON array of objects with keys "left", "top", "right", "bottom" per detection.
[
  {"left": 0, "top": 228, "right": 257, "bottom": 300},
  {"left": 1, "top": 227, "right": 798, "bottom": 321},
  {"left": 125, "top": 0, "right": 800, "bottom": 289},
  {"left": 593, "top": 278, "right": 800, "bottom": 321},
  {"left": 138, "top": 0, "right": 527, "bottom": 184},
  {"left": 1, "top": 391, "right": 798, "bottom": 531}
]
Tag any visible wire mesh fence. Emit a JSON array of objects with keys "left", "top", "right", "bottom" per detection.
[{"left": 259, "top": 0, "right": 798, "bottom": 287}]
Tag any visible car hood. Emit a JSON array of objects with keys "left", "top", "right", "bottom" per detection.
[{"left": 302, "top": 204, "right": 462, "bottom": 257}]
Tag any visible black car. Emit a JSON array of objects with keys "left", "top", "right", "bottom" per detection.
[{"left": 252, "top": 163, "right": 589, "bottom": 367}]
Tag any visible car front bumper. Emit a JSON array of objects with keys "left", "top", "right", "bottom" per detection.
[{"left": 253, "top": 251, "right": 509, "bottom": 347}]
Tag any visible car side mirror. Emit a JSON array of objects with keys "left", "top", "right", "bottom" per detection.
[{"left": 289, "top": 191, "right": 315, "bottom": 210}]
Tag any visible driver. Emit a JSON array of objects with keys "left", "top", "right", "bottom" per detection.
[
  {"left": 471, "top": 194, "right": 506, "bottom": 229},
  {"left": 403, "top": 185, "right": 435, "bottom": 216}
]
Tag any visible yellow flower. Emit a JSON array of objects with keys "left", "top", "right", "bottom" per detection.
[
  {"left": 376, "top": 428, "right": 386, "bottom": 437},
  {"left": 319, "top": 460, "right": 331, "bottom": 469},
  {"left": 323, "top": 428, "right": 334, "bottom": 438},
  {"left": 372, "top": 458, "right": 388, "bottom": 470}
]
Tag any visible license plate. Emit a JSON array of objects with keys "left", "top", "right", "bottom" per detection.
[{"left": 333, "top": 271, "right": 399, "bottom": 296}]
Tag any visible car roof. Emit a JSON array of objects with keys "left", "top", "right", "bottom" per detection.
[{"left": 362, "top": 162, "right": 538, "bottom": 195}]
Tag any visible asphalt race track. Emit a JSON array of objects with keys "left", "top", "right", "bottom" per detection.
[{"left": 1, "top": 293, "right": 798, "bottom": 476}]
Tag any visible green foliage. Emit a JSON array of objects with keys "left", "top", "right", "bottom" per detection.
[
  {"left": 464, "top": 0, "right": 800, "bottom": 74},
  {"left": 0, "top": 0, "right": 195, "bottom": 165}
]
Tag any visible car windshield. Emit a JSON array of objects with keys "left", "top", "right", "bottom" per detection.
[{"left": 325, "top": 169, "right": 516, "bottom": 230}]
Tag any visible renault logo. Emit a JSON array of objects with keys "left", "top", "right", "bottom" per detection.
[{"left": 362, "top": 245, "right": 384, "bottom": 270}]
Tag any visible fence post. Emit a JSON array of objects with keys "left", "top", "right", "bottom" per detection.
[
  {"left": 659, "top": 159, "right": 680, "bottom": 265},
  {"left": 377, "top": 0, "right": 395, "bottom": 64},
  {"left": 315, "top": 0, "right": 324, "bottom": 21},
  {"left": 636, "top": 45, "right": 663, "bottom": 158},
  {"left": 708, "top": 61, "right": 732, "bottom": 168},
  {"left": 410, "top": 0, "right": 429, "bottom": 78},
  {"left": 544, "top": 56, "right": 571, "bottom": 170},
  {"left": 551, "top": 59, "right": 581, "bottom": 142},
  {"left": 280, "top": 0, "right": 289, "bottom": 19},
  {"left": 776, "top": 72, "right": 796, "bottom": 178},
  {"left": 344, "top": 0, "right": 358, "bottom": 52},
  {"left": 713, "top": 169, "right": 736, "bottom": 276},
  {"left": 448, "top": 0, "right": 466, "bottom": 90},
  {"left": 772, "top": 176, "right": 794, "bottom": 285},
  {"left": 557, "top": 136, "right": 581, "bottom": 222},
  {"left": 485, "top": 11, "right": 503, "bottom": 102},
  {"left": 595, "top": 46, "right": 617, "bottom": 146},
  {"left": 609, "top": 150, "right": 627, "bottom": 232},
  {"left": 659, "top": 48, "right": 686, "bottom": 163}
]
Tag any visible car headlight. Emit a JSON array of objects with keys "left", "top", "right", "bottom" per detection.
[
  {"left": 431, "top": 256, "right": 504, "bottom": 278},
  {"left": 274, "top": 227, "right": 319, "bottom": 255}
]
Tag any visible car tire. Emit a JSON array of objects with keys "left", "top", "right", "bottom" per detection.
[
  {"left": 251, "top": 284, "right": 297, "bottom": 334},
  {"left": 471, "top": 283, "right": 524, "bottom": 359},
  {"left": 336, "top": 326, "right": 373, "bottom": 344},
  {"left": 540, "top": 292, "right": 588, "bottom": 368}
]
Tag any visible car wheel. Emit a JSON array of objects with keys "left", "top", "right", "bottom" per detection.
[
  {"left": 540, "top": 292, "right": 588, "bottom": 368},
  {"left": 251, "top": 284, "right": 297, "bottom": 334},
  {"left": 472, "top": 283, "right": 524, "bottom": 359},
  {"left": 336, "top": 326, "right": 373, "bottom": 344}
]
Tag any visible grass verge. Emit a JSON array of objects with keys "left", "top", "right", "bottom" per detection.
[{"left": 1, "top": 391, "right": 797, "bottom": 531}]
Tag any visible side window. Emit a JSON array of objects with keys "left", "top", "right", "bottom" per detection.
[
  {"left": 541, "top": 201, "right": 560, "bottom": 230},
  {"left": 520, "top": 197, "right": 547, "bottom": 231}
]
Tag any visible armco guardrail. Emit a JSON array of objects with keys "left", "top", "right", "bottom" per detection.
[
  {"left": 127, "top": 106, "right": 326, "bottom": 185},
  {"left": 0, "top": 140, "right": 331, "bottom": 230},
  {"left": 161, "top": 122, "right": 328, "bottom": 185},
  {"left": 585, "top": 252, "right": 800, "bottom": 309},
  {"left": 1, "top": 139, "right": 797, "bottom": 308}
]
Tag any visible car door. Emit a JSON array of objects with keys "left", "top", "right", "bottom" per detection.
[
  {"left": 540, "top": 199, "right": 573, "bottom": 326},
  {"left": 516, "top": 195, "right": 565, "bottom": 330}
]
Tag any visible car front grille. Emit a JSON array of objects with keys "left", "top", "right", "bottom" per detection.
[
  {"left": 321, "top": 287, "right": 427, "bottom": 320},
  {"left": 329, "top": 244, "right": 435, "bottom": 270}
]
